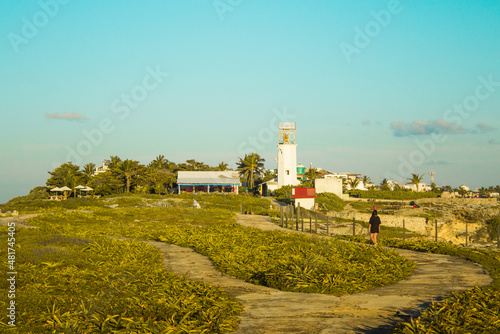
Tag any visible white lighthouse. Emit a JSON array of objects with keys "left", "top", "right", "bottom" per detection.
[{"left": 277, "top": 122, "right": 300, "bottom": 187}]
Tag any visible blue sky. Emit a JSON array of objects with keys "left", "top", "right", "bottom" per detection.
[{"left": 1, "top": 0, "right": 499, "bottom": 203}]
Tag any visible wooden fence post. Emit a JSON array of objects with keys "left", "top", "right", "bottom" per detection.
[
  {"left": 309, "top": 217, "right": 312, "bottom": 233},
  {"left": 403, "top": 219, "right": 405, "bottom": 242},
  {"left": 240, "top": 203, "right": 243, "bottom": 214},
  {"left": 301, "top": 215, "right": 304, "bottom": 232},
  {"left": 315, "top": 212, "right": 318, "bottom": 234},
  {"left": 326, "top": 216, "right": 329, "bottom": 235},
  {"left": 296, "top": 203, "right": 300, "bottom": 231},
  {"left": 466, "top": 221, "right": 468, "bottom": 247},
  {"left": 280, "top": 206, "right": 283, "bottom": 227},
  {"left": 352, "top": 217, "right": 355, "bottom": 236},
  {"left": 497, "top": 224, "right": 499, "bottom": 249},
  {"left": 435, "top": 219, "right": 438, "bottom": 242}
]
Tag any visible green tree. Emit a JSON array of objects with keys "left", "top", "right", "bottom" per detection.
[
  {"left": 362, "top": 175, "right": 371, "bottom": 187},
  {"left": 88, "top": 171, "right": 124, "bottom": 196},
  {"left": 149, "top": 155, "right": 169, "bottom": 169},
  {"left": 138, "top": 168, "right": 176, "bottom": 194},
  {"left": 175, "top": 159, "right": 210, "bottom": 171},
  {"left": 430, "top": 182, "right": 440, "bottom": 193},
  {"left": 441, "top": 185, "right": 453, "bottom": 193},
  {"left": 81, "top": 163, "right": 96, "bottom": 184},
  {"left": 237, "top": 153, "right": 265, "bottom": 190},
  {"left": 306, "top": 168, "right": 318, "bottom": 181},
  {"left": 458, "top": 187, "right": 468, "bottom": 198},
  {"left": 216, "top": 162, "right": 229, "bottom": 171},
  {"left": 379, "top": 178, "right": 390, "bottom": 191},
  {"left": 116, "top": 160, "right": 145, "bottom": 193},
  {"left": 273, "top": 185, "right": 292, "bottom": 201},
  {"left": 106, "top": 155, "right": 122, "bottom": 169},
  {"left": 348, "top": 178, "right": 360, "bottom": 190},
  {"left": 46, "top": 162, "right": 83, "bottom": 189},
  {"left": 407, "top": 173, "right": 425, "bottom": 192}
]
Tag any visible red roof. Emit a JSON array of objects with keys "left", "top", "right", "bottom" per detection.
[{"left": 292, "top": 187, "right": 316, "bottom": 198}]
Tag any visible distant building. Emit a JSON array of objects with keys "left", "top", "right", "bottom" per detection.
[
  {"left": 315, "top": 178, "right": 343, "bottom": 198},
  {"left": 292, "top": 187, "right": 316, "bottom": 210},
  {"left": 403, "top": 183, "right": 431, "bottom": 192},
  {"left": 93, "top": 161, "right": 110, "bottom": 176},
  {"left": 177, "top": 171, "right": 240, "bottom": 194},
  {"left": 325, "top": 173, "right": 366, "bottom": 190},
  {"left": 297, "top": 162, "right": 306, "bottom": 182}
]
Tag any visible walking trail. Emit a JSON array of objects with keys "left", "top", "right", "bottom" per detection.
[{"left": 147, "top": 213, "right": 493, "bottom": 334}]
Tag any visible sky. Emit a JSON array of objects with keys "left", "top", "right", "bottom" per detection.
[{"left": 1, "top": 0, "right": 499, "bottom": 203}]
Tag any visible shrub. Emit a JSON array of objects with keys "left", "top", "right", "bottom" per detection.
[
  {"left": 316, "top": 192, "right": 346, "bottom": 212},
  {"left": 487, "top": 217, "right": 500, "bottom": 241},
  {"left": 348, "top": 190, "right": 440, "bottom": 200}
]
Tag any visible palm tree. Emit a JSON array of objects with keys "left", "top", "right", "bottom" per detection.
[
  {"left": 407, "top": 173, "right": 425, "bottom": 192},
  {"left": 237, "top": 153, "right": 265, "bottom": 190},
  {"left": 150, "top": 155, "right": 168, "bottom": 169},
  {"left": 306, "top": 168, "right": 318, "bottom": 181},
  {"left": 107, "top": 155, "right": 122, "bottom": 169},
  {"left": 362, "top": 175, "right": 371, "bottom": 188},
  {"left": 348, "top": 178, "right": 360, "bottom": 190},
  {"left": 81, "top": 163, "right": 96, "bottom": 184},
  {"left": 216, "top": 162, "right": 228, "bottom": 171},
  {"left": 117, "top": 160, "right": 142, "bottom": 193},
  {"left": 379, "top": 178, "right": 390, "bottom": 191}
]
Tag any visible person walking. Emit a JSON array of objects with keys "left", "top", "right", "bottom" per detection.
[{"left": 369, "top": 210, "right": 381, "bottom": 245}]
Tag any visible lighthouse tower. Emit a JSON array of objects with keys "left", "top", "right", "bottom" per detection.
[{"left": 277, "top": 122, "right": 300, "bottom": 187}]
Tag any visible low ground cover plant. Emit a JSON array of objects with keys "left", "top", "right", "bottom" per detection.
[
  {"left": 26, "top": 205, "right": 415, "bottom": 296},
  {"left": 0, "top": 228, "right": 241, "bottom": 333}
]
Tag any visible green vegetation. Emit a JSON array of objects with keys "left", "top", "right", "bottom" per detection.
[
  {"left": 23, "top": 203, "right": 414, "bottom": 296},
  {"left": 487, "top": 217, "right": 500, "bottom": 240},
  {"left": 273, "top": 185, "right": 292, "bottom": 202},
  {"left": 380, "top": 239, "right": 500, "bottom": 333},
  {"left": 3, "top": 193, "right": 499, "bottom": 333},
  {"left": 315, "top": 192, "right": 346, "bottom": 212},
  {"left": 237, "top": 153, "right": 265, "bottom": 190},
  {"left": 0, "top": 229, "right": 241, "bottom": 333},
  {"left": 348, "top": 189, "right": 440, "bottom": 200},
  {"left": 396, "top": 287, "right": 500, "bottom": 333},
  {"left": 407, "top": 173, "right": 425, "bottom": 192}
]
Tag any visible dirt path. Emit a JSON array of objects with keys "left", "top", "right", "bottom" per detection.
[
  {"left": 0, "top": 214, "right": 41, "bottom": 228},
  {"left": 146, "top": 213, "right": 492, "bottom": 334}
]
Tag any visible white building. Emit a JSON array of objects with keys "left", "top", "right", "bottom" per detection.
[
  {"left": 92, "top": 161, "right": 110, "bottom": 176},
  {"left": 277, "top": 122, "right": 300, "bottom": 187},
  {"left": 315, "top": 178, "right": 343, "bottom": 198}
]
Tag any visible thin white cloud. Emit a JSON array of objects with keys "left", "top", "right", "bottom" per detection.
[
  {"left": 424, "top": 160, "right": 450, "bottom": 166},
  {"left": 362, "top": 120, "right": 371, "bottom": 126},
  {"left": 476, "top": 123, "right": 496, "bottom": 133},
  {"left": 390, "top": 119, "right": 466, "bottom": 137},
  {"left": 45, "top": 112, "right": 87, "bottom": 120}
]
